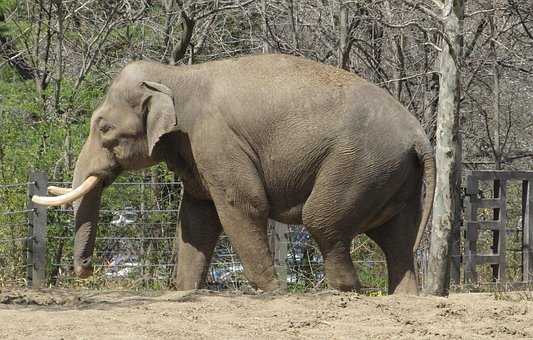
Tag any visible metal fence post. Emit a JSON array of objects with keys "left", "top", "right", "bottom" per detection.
[
  {"left": 27, "top": 171, "right": 48, "bottom": 288},
  {"left": 269, "top": 220, "right": 288, "bottom": 290}
]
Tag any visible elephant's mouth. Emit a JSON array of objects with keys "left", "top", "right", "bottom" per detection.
[{"left": 31, "top": 176, "right": 101, "bottom": 206}]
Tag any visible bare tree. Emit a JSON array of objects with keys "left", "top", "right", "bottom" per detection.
[{"left": 423, "top": 0, "right": 463, "bottom": 296}]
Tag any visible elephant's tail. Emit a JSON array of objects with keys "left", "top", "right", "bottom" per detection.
[{"left": 413, "top": 139, "right": 436, "bottom": 254}]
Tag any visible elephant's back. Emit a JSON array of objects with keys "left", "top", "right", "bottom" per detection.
[
  {"left": 204, "top": 54, "right": 367, "bottom": 105},
  {"left": 204, "top": 54, "right": 423, "bottom": 140}
]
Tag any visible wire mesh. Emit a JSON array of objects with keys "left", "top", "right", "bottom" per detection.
[
  {"left": 0, "top": 184, "right": 31, "bottom": 288},
  {"left": 1, "top": 176, "right": 427, "bottom": 293},
  {"left": 47, "top": 179, "right": 181, "bottom": 289}
]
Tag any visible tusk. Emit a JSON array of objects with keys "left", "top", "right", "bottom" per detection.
[
  {"left": 32, "top": 176, "right": 100, "bottom": 207},
  {"left": 48, "top": 186, "right": 72, "bottom": 195}
]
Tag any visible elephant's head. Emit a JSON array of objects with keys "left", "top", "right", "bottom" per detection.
[{"left": 33, "top": 63, "right": 178, "bottom": 278}]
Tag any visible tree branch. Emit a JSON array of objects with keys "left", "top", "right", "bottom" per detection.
[
  {"left": 403, "top": 0, "right": 441, "bottom": 22},
  {"left": 0, "top": 18, "right": 35, "bottom": 80},
  {"left": 508, "top": 0, "right": 533, "bottom": 40},
  {"left": 463, "top": 18, "right": 486, "bottom": 59},
  {"left": 376, "top": 71, "right": 440, "bottom": 85},
  {"left": 194, "top": 0, "right": 257, "bottom": 21},
  {"left": 170, "top": 11, "right": 195, "bottom": 65}
]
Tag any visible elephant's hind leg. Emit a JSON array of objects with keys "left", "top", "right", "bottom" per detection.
[
  {"left": 307, "top": 230, "right": 361, "bottom": 292},
  {"left": 302, "top": 191, "right": 362, "bottom": 291},
  {"left": 366, "top": 201, "right": 421, "bottom": 295},
  {"left": 303, "top": 195, "right": 361, "bottom": 291},
  {"left": 301, "top": 153, "right": 385, "bottom": 292},
  {"left": 175, "top": 192, "right": 222, "bottom": 291}
]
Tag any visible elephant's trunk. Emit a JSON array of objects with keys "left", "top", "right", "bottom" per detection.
[
  {"left": 71, "top": 140, "right": 118, "bottom": 278},
  {"left": 72, "top": 176, "right": 103, "bottom": 278}
]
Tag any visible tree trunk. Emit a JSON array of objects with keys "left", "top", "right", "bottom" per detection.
[
  {"left": 337, "top": 1, "right": 348, "bottom": 68},
  {"left": 425, "top": 0, "right": 464, "bottom": 296},
  {"left": 489, "top": 0, "right": 503, "bottom": 282},
  {"left": 489, "top": 2, "right": 502, "bottom": 169},
  {"left": 261, "top": 0, "right": 271, "bottom": 54}
]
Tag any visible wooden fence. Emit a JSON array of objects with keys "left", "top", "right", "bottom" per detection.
[{"left": 462, "top": 170, "right": 533, "bottom": 285}]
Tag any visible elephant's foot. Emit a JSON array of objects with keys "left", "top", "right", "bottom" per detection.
[
  {"left": 252, "top": 276, "right": 281, "bottom": 292},
  {"left": 327, "top": 270, "right": 361, "bottom": 292},
  {"left": 321, "top": 242, "right": 361, "bottom": 292},
  {"left": 245, "top": 262, "right": 281, "bottom": 292}
]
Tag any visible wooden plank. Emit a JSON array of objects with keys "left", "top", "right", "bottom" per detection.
[
  {"left": 450, "top": 212, "right": 461, "bottom": 284},
  {"left": 475, "top": 254, "right": 501, "bottom": 265},
  {"left": 463, "top": 196, "right": 478, "bottom": 283},
  {"left": 465, "top": 221, "right": 479, "bottom": 241},
  {"left": 469, "top": 170, "right": 533, "bottom": 181},
  {"left": 28, "top": 172, "right": 48, "bottom": 289},
  {"left": 490, "top": 180, "right": 501, "bottom": 282},
  {"left": 465, "top": 221, "right": 501, "bottom": 230},
  {"left": 523, "top": 181, "right": 533, "bottom": 282},
  {"left": 466, "top": 173, "right": 479, "bottom": 195},
  {"left": 464, "top": 171, "right": 480, "bottom": 283},
  {"left": 497, "top": 180, "right": 507, "bottom": 282},
  {"left": 470, "top": 198, "right": 502, "bottom": 209}
]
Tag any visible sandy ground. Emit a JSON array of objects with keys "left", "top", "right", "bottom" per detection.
[{"left": 1, "top": 288, "right": 532, "bottom": 339}]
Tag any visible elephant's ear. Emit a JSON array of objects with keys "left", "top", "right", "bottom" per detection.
[{"left": 140, "top": 81, "right": 177, "bottom": 157}]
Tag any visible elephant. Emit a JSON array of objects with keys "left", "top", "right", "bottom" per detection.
[{"left": 33, "top": 54, "right": 435, "bottom": 294}]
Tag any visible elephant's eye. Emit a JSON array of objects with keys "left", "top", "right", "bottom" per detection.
[{"left": 99, "top": 123, "right": 113, "bottom": 134}]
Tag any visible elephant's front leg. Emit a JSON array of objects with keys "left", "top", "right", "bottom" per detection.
[
  {"left": 214, "top": 203, "right": 280, "bottom": 292},
  {"left": 174, "top": 192, "right": 222, "bottom": 290},
  {"left": 209, "top": 185, "right": 280, "bottom": 292}
]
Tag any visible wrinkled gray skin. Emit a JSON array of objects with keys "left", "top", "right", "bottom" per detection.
[{"left": 72, "top": 54, "right": 435, "bottom": 294}]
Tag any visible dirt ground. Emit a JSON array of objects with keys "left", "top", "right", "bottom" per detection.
[{"left": 1, "top": 288, "right": 532, "bottom": 339}]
